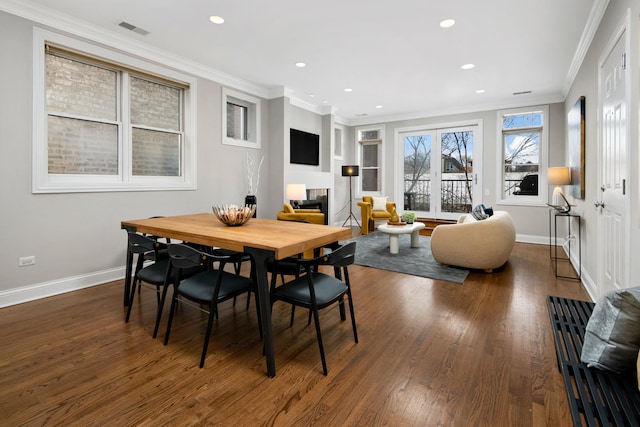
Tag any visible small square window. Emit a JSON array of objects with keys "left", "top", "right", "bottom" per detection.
[{"left": 222, "top": 88, "right": 261, "bottom": 149}]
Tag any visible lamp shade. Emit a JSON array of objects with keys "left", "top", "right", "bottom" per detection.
[
  {"left": 547, "top": 167, "right": 571, "bottom": 185},
  {"left": 285, "top": 183, "right": 307, "bottom": 201},
  {"left": 342, "top": 165, "right": 359, "bottom": 177}
]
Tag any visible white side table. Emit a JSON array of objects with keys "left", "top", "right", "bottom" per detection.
[{"left": 377, "top": 222, "right": 426, "bottom": 254}]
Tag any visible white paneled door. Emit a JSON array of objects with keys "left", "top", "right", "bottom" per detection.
[{"left": 597, "top": 24, "right": 629, "bottom": 296}]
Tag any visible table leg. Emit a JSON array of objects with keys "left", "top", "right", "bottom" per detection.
[
  {"left": 389, "top": 235, "right": 399, "bottom": 254},
  {"left": 245, "top": 247, "right": 276, "bottom": 378},
  {"left": 410, "top": 230, "right": 420, "bottom": 248},
  {"left": 124, "top": 248, "right": 133, "bottom": 306}
]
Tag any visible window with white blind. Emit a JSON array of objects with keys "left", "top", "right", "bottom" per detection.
[{"left": 33, "top": 29, "right": 197, "bottom": 193}]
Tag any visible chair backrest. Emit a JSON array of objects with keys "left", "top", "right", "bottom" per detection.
[
  {"left": 167, "top": 243, "right": 206, "bottom": 270},
  {"left": 320, "top": 242, "right": 356, "bottom": 268},
  {"left": 128, "top": 232, "right": 160, "bottom": 255}
]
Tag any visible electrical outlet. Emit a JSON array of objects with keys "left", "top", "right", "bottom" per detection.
[{"left": 19, "top": 256, "right": 36, "bottom": 267}]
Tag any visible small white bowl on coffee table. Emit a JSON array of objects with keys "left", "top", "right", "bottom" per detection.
[{"left": 377, "top": 222, "right": 426, "bottom": 254}]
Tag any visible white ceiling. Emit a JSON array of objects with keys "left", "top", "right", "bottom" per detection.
[{"left": 7, "top": 0, "right": 603, "bottom": 124}]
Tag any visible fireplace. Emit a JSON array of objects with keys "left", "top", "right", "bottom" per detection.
[{"left": 292, "top": 188, "right": 329, "bottom": 224}]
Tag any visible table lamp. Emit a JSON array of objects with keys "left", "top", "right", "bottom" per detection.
[
  {"left": 286, "top": 183, "right": 307, "bottom": 208},
  {"left": 547, "top": 166, "right": 571, "bottom": 213}
]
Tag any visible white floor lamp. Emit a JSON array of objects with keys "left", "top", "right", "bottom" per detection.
[{"left": 341, "top": 165, "right": 361, "bottom": 228}]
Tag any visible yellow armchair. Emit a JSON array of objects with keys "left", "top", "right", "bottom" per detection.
[{"left": 357, "top": 196, "right": 396, "bottom": 235}]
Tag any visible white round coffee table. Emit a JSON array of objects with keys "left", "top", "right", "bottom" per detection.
[{"left": 377, "top": 222, "right": 426, "bottom": 254}]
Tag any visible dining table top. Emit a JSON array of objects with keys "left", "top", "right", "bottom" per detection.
[{"left": 121, "top": 213, "right": 352, "bottom": 260}]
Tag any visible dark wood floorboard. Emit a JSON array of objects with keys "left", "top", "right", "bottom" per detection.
[{"left": 0, "top": 240, "right": 589, "bottom": 426}]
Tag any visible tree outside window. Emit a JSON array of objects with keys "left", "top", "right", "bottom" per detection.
[{"left": 501, "top": 110, "right": 544, "bottom": 199}]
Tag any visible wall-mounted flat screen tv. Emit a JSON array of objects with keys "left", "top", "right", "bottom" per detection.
[{"left": 290, "top": 128, "right": 320, "bottom": 166}]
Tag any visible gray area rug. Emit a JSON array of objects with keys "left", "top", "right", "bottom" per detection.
[{"left": 348, "top": 232, "right": 469, "bottom": 284}]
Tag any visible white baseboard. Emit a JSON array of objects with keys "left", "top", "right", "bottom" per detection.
[{"left": 0, "top": 267, "right": 126, "bottom": 308}]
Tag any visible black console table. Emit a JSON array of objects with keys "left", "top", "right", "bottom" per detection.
[{"left": 548, "top": 210, "right": 581, "bottom": 280}]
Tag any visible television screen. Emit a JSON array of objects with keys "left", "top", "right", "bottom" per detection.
[{"left": 290, "top": 128, "right": 319, "bottom": 166}]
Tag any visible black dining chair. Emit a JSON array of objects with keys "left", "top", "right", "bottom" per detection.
[
  {"left": 125, "top": 232, "right": 170, "bottom": 322},
  {"left": 270, "top": 242, "right": 358, "bottom": 375},
  {"left": 124, "top": 232, "right": 205, "bottom": 339},
  {"left": 163, "top": 243, "right": 261, "bottom": 368}
]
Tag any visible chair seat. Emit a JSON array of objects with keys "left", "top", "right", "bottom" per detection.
[
  {"left": 179, "top": 270, "right": 253, "bottom": 303},
  {"left": 370, "top": 211, "right": 392, "bottom": 219},
  {"left": 273, "top": 273, "right": 347, "bottom": 308},
  {"left": 136, "top": 258, "right": 169, "bottom": 284},
  {"left": 137, "top": 259, "right": 203, "bottom": 285}
]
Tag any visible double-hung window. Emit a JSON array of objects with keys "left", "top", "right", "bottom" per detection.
[
  {"left": 357, "top": 127, "right": 383, "bottom": 194},
  {"left": 497, "top": 105, "right": 548, "bottom": 204},
  {"left": 33, "top": 29, "right": 196, "bottom": 193}
]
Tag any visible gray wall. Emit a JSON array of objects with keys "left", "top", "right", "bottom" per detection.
[
  {"left": 350, "top": 103, "right": 566, "bottom": 242},
  {"left": 564, "top": 0, "right": 640, "bottom": 297},
  {"left": 3, "top": 1, "right": 639, "bottom": 305},
  {"left": 0, "top": 11, "right": 270, "bottom": 305}
]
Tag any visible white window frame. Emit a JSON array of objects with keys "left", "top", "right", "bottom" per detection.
[
  {"left": 32, "top": 28, "right": 197, "bottom": 193},
  {"left": 222, "top": 87, "right": 261, "bottom": 149},
  {"left": 356, "top": 125, "right": 384, "bottom": 196},
  {"left": 496, "top": 105, "right": 549, "bottom": 206}
]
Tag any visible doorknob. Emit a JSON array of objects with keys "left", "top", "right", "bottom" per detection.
[
  {"left": 600, "top": 185, "right": 606, "bottom": 192},
  {"left": 594, "top": 201, "right": 605, "bottom": 208}
]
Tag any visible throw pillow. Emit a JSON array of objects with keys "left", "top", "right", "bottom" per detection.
[
  {"left": 372, "top": 196, "right": 387, "bottom": 212},
  {"left": 283, "top": 203, "right": 295, "bottom": 214},
  {"left": 580, "top": 286, "right": 640, "bottom": 373},
  {"left": 471, "top": 204, "right": 489, "bottom": 220},
  {"left": 460, "top": 214, "right": 477, "bottom": 224}
]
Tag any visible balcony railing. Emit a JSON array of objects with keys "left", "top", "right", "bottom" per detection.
[
  {"left": 403, "top": 178, "right": 534, "bottom": 213},
  {"left": 404, "top": 178, "right": 473, "bottom": 213}
]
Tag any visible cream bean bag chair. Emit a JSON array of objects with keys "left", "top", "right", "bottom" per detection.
[{"left": 430, "top": 211, "right": 516, "bottom": 272}]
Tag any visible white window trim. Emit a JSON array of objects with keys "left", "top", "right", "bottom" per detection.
[
  {"left": 356, "top": 125, "right": 384, "bottom": 197},
  {"left": 495, "top": 105, "right": 549, "bottom": 206},
  {"left": 32, "top": 28, "right": 197, "bottom": 193},
  {"left": 222, "top": 87, "right": 261, "bottom": 149}
]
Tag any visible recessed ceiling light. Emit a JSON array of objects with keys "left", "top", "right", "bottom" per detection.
[
  {"left": 295, "top": 62, "right": 306, "bottom": 68},
  {"left": 440, "top": 19, "right": 455, "bottom": 28},
  {"left": 322, "top": 100, "right": 328, "bottom": 104},
  {"left": 461, "top": 63, "right": 475, "bottom": 70},
  {"left": 308, "top": 93, "right": 315, "bottom": 98},
  {"left": 475, "top": 89, "right": 486, "bottom": 94},
  {"left": 375, "top": 105, "right": 383, "bottom": 109},
  {"left": 344, "top": 88, "right": 353, "bottom": 93},
  {"left": 209, "top": 15, "right": 225, "bottom": 24}
]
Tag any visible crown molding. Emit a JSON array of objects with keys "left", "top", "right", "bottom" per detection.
[
  {"left": 345, "top": 93, "right": 565, "bottom": 127},
  {"left": 562, "top": 0, "right": 610, "bottom": 96},
  {"left": 0, "top": 0, "right": 270, "bottom": 99}
]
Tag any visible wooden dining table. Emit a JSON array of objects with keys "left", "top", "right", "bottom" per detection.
[{"left": 121, "top": 213, "right": 352, "bottom": 377}]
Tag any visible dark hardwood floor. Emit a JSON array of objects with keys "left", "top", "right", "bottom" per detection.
[{"left": 0, "top": 237, "right": 589, "bottom": 426}]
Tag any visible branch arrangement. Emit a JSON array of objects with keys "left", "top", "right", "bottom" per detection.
[{"left": 246, "top": 153, "right": 264, "bottom": 195}]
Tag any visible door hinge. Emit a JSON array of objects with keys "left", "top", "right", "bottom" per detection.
[
  {"left": 623, "top": 179, "right": 626, "bottom": 195},
  {"left": 622, "top": 53, "right": 627, "bottom": 70}
]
